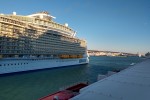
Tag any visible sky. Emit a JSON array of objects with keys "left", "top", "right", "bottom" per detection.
[{"left": 0, "top": 0, "right": 150, "bottom": 54}]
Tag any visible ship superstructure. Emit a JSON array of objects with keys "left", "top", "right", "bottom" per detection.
[{"left": 0, "top": 11, "right": 89, "bottom": 74}]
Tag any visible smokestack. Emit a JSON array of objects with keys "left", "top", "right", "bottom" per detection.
[
  {"left": 65, "top": 23, "right": 68, "bottom": 27},
  {"left": 13, "top": 12, "right": 16, "bottom": 15}
]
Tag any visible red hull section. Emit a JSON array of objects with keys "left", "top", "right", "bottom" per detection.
[{"left": 39, "top": 83, "right": 88, "bottom": 100}]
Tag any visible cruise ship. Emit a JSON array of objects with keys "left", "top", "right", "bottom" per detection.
[{"left": 0, "top": 11, "right": 89, "bottom": 74}]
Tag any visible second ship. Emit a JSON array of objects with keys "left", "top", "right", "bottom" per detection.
[{"left": 0, "top": 11, "right": 89, "bottom": 74}]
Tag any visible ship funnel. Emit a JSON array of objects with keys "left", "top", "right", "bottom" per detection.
[
  {"left": 13, "top": 12, "right": 16, "bottom": 15},
  {"left": 65, "top": 23, "right": 68, "bottom": 27}
]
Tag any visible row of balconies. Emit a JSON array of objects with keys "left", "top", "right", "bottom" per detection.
[
  {"left": 0, "top": 50, "right": 85, "bottom": 54},
  {"left": 0, "top": 31, "right": 81, "bottom": 46},
  {"left": 35, "top": 20, "right": 74, "bottom": 34},
  {"left": 0, "top": 43, "right": 85, "bottom": 51},
  {"left": 0, "top": 39, "right": 85, "bottom": 50},
  {"left": 33, "top": 38, "right": 80, "bottom": 45},
  {"left": 0, "top": 40, "right": 80, "bottom": 48},
  {"left": 0, "top": 45, "right": 85, "bottom": 51},
  {"left": 0, "top": 16, "right": 26, "bottom": 26},
  {"left": 0, "top": 23, "right": 83, "bottom": 44},
  {"left": 0, "top": 50, "right": 85, "bottom": 55},
  {"left": 41, "top": 34, "right": 79, "bottom": 42},
  {"left": 0, "top": 19, "right": 74, "bottom": 38},
  {"left": 0, "top": 16, "right": 76, "bottom": 38}
]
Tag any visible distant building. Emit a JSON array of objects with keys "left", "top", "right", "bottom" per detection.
[{"left": 88, "top": 50, "right": 137, "bottom": 57}]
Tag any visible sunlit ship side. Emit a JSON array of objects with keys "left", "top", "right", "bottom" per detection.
[{"left": 0, "top": 11, "right": 89, "bottom": 74}]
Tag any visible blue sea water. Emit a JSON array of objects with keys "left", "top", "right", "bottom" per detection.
[{"left": 0, "top": 56, "right": 143, "bottom": 100}]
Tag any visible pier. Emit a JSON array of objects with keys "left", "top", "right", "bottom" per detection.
[{"left": 71, "top": 59, "right": 150, "bottom": 100}]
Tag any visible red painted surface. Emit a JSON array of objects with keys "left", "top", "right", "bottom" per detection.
[
  {"left": 39, "top": 90, "right": 74, "bottom": 100},
  {"left": 39, "top": 83, "right": 88, "bottom": 100}
]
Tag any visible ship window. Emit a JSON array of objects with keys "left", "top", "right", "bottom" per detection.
[{"left": 0, "top": 64, "right": 1, "bottom": 66}]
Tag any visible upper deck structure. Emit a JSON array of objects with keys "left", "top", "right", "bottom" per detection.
[{"left": 0, "top": 11, "right": 87, "bottom": 59}]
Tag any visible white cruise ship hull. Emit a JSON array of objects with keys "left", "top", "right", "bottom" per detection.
[{"left": 0, "top": 58, "right": 89, "bottom": 74}]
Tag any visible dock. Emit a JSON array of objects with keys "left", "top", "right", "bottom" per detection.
[{"left": 71, "top": 59, "right": 150, "bottom": 100}]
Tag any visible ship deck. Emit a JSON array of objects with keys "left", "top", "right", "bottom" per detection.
[{"left": 71, "top": 59, "right": 150, "bottom": 100}]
